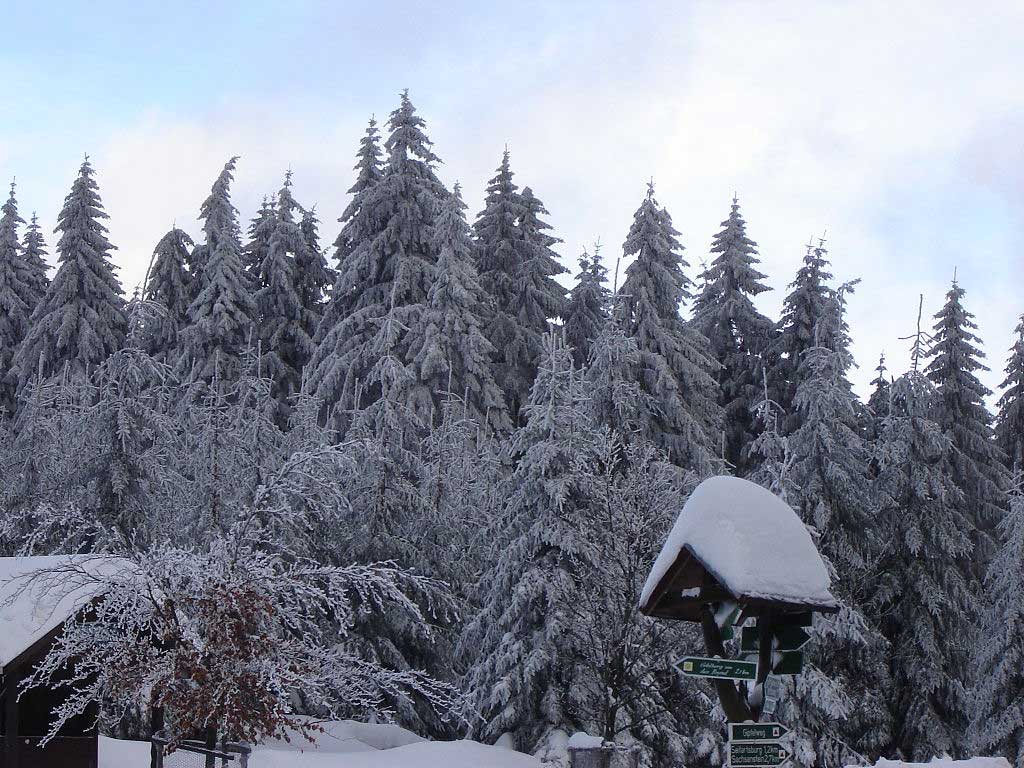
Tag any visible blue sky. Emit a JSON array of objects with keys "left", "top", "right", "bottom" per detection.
[{"left": 3, "top": 0, "right": 1022, "bottom": 399}]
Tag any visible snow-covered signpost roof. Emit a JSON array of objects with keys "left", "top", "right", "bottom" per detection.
[
  {"left": 640, "top": 475, "right": 839, "bottom": 621},
  {"left": 640, "top": 476, "right": 839, "bottom": 725}
]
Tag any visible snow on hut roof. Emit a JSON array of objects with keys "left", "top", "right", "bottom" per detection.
[
  {"left": 0, "top": 555, "right": 124, "bottom": 668},
  {"left": 640, "top": 476, "right": 838, "bottom": 613}
]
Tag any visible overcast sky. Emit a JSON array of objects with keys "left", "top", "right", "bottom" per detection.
[{"left": 3, "top": 0, "right": 1021, "bottom": 400}]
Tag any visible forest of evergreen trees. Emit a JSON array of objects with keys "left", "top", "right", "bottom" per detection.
[{"left": 1, "top": 91, "right": 1022, "bottom": 768}]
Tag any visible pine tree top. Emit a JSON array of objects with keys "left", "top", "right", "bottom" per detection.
[
  {"left": 703, "top": 194, "right": 771, "bottom": 299},
  {"left": 473, "top": 148, "right": 525, "bottom": 254},
  {"left": 997, "top": 314, "right": 1024, "bottom": 467},
  {"left": 145, "top": 227, "right": 193, "bottom": 308},
  {"left": 925, "top": 279, "right": 993, "bottom": 425},
  {"left": 14, "top": 158, "right": 126, "bottom": 387},
  {"left": 618, "top": 183, "right": 692, "bottom": 321},
  {"left": 385, "top": 91, "right": 441, "bottom": 171},
  {"left": 199, "top": 156, "right": 242, "bottom": 254},
  {"left": 348, "top": 116, "right": 384, "bottom": 197}
]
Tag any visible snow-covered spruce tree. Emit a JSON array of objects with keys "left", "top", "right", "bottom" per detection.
[
  {"left": 21, "top": 211, "right": 50, "bottom": 311},
  {"left": 14, "top": 159, "right": 127, "bottom": 394},
  {"left": 312, "top": 120, "right": 384, "bottom": 388},
  {"left": 473, "top": 150, "right": 568, "bottom": 421},
  {"left": 308, "top": 91, "right": 448, "bottom": 431},
  {"left": 972, "top": 468, "right": 1024, "bottom": 765},
  {"left": 243, "top": 196, "right": 277, "bottom": 282},
  {"left": 612, "top": 182, "right": 722, "bottom": 472},
  {"left": 333, "top": 115, "right": 384, "bottom": 272},
  {"left": 188, "top": 156, "right": 245, "bottom": 301},
  {"left": 564, "top": 434, "right": 718, "bottom": 768},
  {"left": 586, "top": 306, "right": 654, "bottom": 437},
  {"left": 405, "top": 184, "right": 510, "bottom": 431},
  {"left": 255, "top": 171, "right": 321, "bottom": 420},
  {"left": 177, "top": 158, "right": 257, "bottom": 384},
  {"left": 330, "top": 342, "right": 461, "bottom": 735},
  {"left": 995, "top": 314, "right": 1024, "bottom": 470},
  {"left": 141, "top": 228, "right": 193, "bottom": 362},
  {"left": 924, "top": 280, "right": 1008, "bottom": 569},
  {"left": 769, "top": 239, "right": 835, "bottom": 432},
  {"left": 0, "top": 181, "right": 32, "bottom": 412},
  {"left": 564, "top": 243, "right": 609, "bottom": 368},
  {"left": 777, "top": 306, "right": 892, "bottom": 767},
  {"left": 518, "top": 185, "right": 569, "bottom": 342},
  {"left": 296, "top": 204, "right": 334, "bottom": 327},
  {"left": 460, "top": 333, "right": 597, "bottom": 755},
  {"left": 691, "top": 195, "right": 774, "bottom": 472},
  {"left": 867, "top": 352, "right": 891, "bottom": 440},
  {"left": 872, "top": 369, "right": 975, "bottom": 760}
]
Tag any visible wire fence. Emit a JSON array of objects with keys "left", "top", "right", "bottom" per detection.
[{"left": 151, "top": 735, "right": 251, "bottom": 768}]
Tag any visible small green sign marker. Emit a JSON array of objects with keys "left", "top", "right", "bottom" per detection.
[
  {"left": 674, "top": 656, "right": 757, "bottom": 681},
  {"left": 773, "top": 651, "right": 804, "bottom": 676},
  {"left": 729, "top": 742, "right": 792, "bottom": 767},
  {"left": 729, "top": 723, "right": 790, "bottom": 742},
  {"left": 741, "top": 625, "right": 811, "bottom": 652},
  {"left": 773, "top": 625, "right": 810, "bottom": 650}
]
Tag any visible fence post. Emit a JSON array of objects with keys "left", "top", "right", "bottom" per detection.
[{"left": 149, "top": 706, "right": 164, "bottom": 768}]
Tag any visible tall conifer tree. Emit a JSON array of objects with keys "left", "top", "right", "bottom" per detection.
[
  {"left": 0, "top": 182, "right": 32, "bottom": 411},
  {"left": 294, "top": 204, "right": 333, "bottom": 352},
  {"left": 996, "top": 314, "right": 1024, "bottom": 469},
  {"left": 924, "top": 279, "right": 1008, "bottom": 565},
  {"left": 474, "top": 151, "right": 567, "bottom": 420},
  {"left": 770, "top": 238, "right": 835, "bottom": 431},
  {"left": 564, "top": 244, "right": 609, "bottom": 368},
  {"left": 177, "top": 157, "right": 256, "bottom": 384},
  {"left": 872, "top": 369, "right": 975, "bottom": 759},
  {"left": 20, "top": 211, "right": 50, "bottom": 312},
  {"left": 405, "top": 185, "right": 509, "bottom": 431},
  {"left": 461, "top": 334, "right": 596, "bottom": 752},
  {"left": 308, "top": 92, "right": 447, "bottom": 429},
  {"left": 973, "top": 468, "right": 1024, "bottom": 764},
  {"left": 14, "top": 159, "right": 126, "bottom": 391},
  {"left": 780, "top": 294, "right": 892, "bottom": 766},
  {"left": 256, "top": 172, "right": 320, "bottom": 418},
  {"left": 612, "top": 183, "right": 721, "bottom": 471},
  {"left": 867, "top": 352, "right": 891, "bottom": 437},
  {"left": 243, "top": 196, "right": 277, "bottom": 282},
  {"left": 143, "top": 227, "right": 193, "bottom": 362},
  {"left": 333, "top": 116, "right": 384, "bottom": 272},
  {"left": 692, "top": 195, "right": 774, "bottom": 471}
]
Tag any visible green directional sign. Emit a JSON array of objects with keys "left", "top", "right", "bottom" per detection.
[
  {"left": 773, "top": 651, "right": 804, "bottom": 676},
  {"left": 729, "top": 722, "right": 790, "bottom": 742},
  {"left": 729, "top": 742, "right": 791, "bottom": 767},
  {"left": 773, "top": 625, "right": 810, "bottom": 650},
  {"left": 741, "top": 625, "right": 810, "bottom": 652},
  {"left": 674, "top": 656, "right": 757, "bottom": 681}
]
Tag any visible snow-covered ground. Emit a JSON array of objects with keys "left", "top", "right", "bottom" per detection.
[
  {"left": 856, "top": 760, "right": 1011, "bottom": 768},
  {"left": 99, "top": 720, "right": 543, "bottom": 767}
]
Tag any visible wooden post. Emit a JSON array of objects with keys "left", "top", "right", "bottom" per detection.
[
  {"left": 204, "top": 727, "right": 217, "bottom": 768},
  {"left": 149, "top": 704, "right": 163, "bottom": 768},
  {"left": 754, "top": 613, "right": 774, "bottom": 720},
  {"left": 700, "top": 605, "right": 752, "bottom": 722}
]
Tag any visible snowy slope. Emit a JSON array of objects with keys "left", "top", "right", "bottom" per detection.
[
  {"left": 99, "top": 725, "right": 544, "bottom": 768},
  {"left": 640, "top": 475, "right": 838, "bottom": 609},
  {"left": 854, "top": 759, "right": 1011, "bottom": 768}
]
